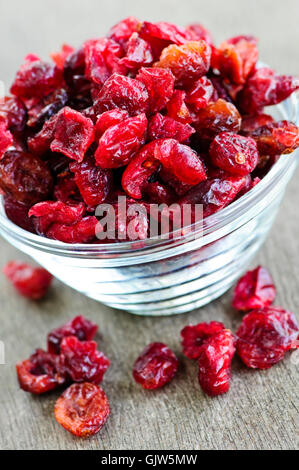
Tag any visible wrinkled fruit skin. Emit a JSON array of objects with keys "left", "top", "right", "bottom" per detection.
[
  {"left": 16, "top": 349, "right": 65, "bottom": 394},
  {"left": 133, "top": 342, "right": 178, "bottom": 389},
  {"left": 59, "top": 336, "right": 110, "bottom": 384},
  {"left": 3, "top": 261, "right": 53, "bottom": 300},
  {"left": 181, "top": 321, "right": 225, "bottom": 359},
  {"left": 47, "top": 315, "right": 98, "bottom": 354},
  {"left": 54, "top": 383, "right": 110, "bottom": 437},
  {"left": 198, "top": 329, "right": 236, "bottom": 396},
  {"left": 236, "top": 307, "right": 299, "bottom": 369},
  {"left": 233, "top": 266, "right": 276, "bottom": 311}
]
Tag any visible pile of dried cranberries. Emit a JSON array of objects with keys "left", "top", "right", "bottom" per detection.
[{"left": 1, "top": 17, "right": 299, "bottom": 243}]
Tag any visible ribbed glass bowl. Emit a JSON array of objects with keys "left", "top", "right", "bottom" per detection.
[{"left": 0, "top": 95, "right": 298, "bottom": 315}]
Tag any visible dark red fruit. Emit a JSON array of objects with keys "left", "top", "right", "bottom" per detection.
[
  {"left": 210, "top": 132, "right": 259, "bottom": 176},
  {"left": 0, "top": 120, "right": 13, "bottom": 157},
  {"left": 16, "top": 349, "right": 65, "bottom": 394},
  {"left": 0, "top": 97, "right": 27, "bottom": 133},
  {"left": 236, "top": 307, "right": 299, "bottom": 369},
  {"left": 194, "top": 99, "right": 241, "bottom": 141},
  {"left": 136, "top": 67, "right": 175, "bottom": 115},
  {"left": 233, "top": 266, "right": 276, "bottom": 311},
  {"left": 181, "top": 321, "right": 225, "bottom": 359},
  {"left": 54, "top": 382, "right": 110, "bottom": 437},
  {"left": 4, "top": 196, "right": 35, "bottom": 232},
  {"left": 148, "top": 113, "right": 194, "bottom": 142},
  {"left": 50, "top": 107, "right": 95, "bottom": 162},
  {"left": 198, "top": 329, "right": 236, "bottom": 396},
  {"left": 3, "top": 261, "right": 53, "bottom": 300},
  {"left": 250, "top": 120, "right": 299, "bottom": 156},
  {"left": 59, "top": 336, "right": 110, "bottom": 384},
  {"left": 108, "top": 16, "right": 140, "bottom": 46},
  {"left": 29, "top": 201, "right": 86, "bottom": 234},
  {"left": 47, "top": 315, "right": 98, "bottom": 354},
  {"left": 95, "top": 113, "right": 147, "bottom": 168},
  {"left": 133, "top": 342, "right": 178, "bottom": 389},
  {"left": 45, "top": 216, "right": 98, "bottom": 243},
  {"left": 119, "top": 33, "right": 153, "bottom": 71},
  {"left": 84, "top": 38, "right": 122, "bottom": 86},
  {"left": 95, "top": 109, "right": 129, "bottom": 138}
]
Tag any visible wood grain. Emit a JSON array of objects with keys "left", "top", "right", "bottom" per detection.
[{"left": 0, "top": 0, "right": 298, "bottom": 450}]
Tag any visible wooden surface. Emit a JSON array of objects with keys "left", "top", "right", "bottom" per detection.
[{"left": 0, "top": 0, "right": 298, "bottom": 451}]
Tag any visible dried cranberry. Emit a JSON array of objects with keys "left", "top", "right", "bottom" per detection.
[
  {"left": 185, "top": 76, "right": 214, "bottom": 111},
  {"left": 51, "top": 44, "right": 75, "bottom": 69},
  {"left": 108, "top": 16, "right": 140, "bottom": 46},
  {"left": 119, "top": 33, "right": 153, "bottom": 71},
  {"left": 181, "top": 321, "right": 225, "bottom": 359},
  {"left": 84, "top": 38, "right": 122, "bottom": 86},
  {"left": 27, "top": 114, "right": 58, "bottom": 155},
  {"left": 63, "top": 48, "right": 89, "bottom": 94},
  {"left": 148, "top": 113, "right": 194, "bottom": 142},
  {"left": 70, "top": 157, "right": 112, "bottom": 206},
  {"left": 29, "top": 201, "right": 86, "bottom": 233},
  {"left": 0, "top": 150, "right": 53, "bottom": 204},
  {"left": 111, "top": 198, "right": 149, "bottom": 241},
  {"left": 250, "top": 120, "right": 299, "bottom": 156},
  {"left": 136, "top": 67, "right": 175, "bottom": 115},
  {"left": 198, "top": 329, "right": 235, "bottom": 396},
  {"left": 46, "top": 216, "right": 98, "bottom": 243},
  {"left": 4, "top": 196, "right": 35, "bottom": 232},
  {"left": 166, "top": 90, "right": 193, "bottom": 124},
  {"left": 16, "top": 349, "right": 65, "bottom": 394},
  {"left": 50, "top": 107, "right": 95, "bottom": 162},
  {"left": 48, "top": 315, "right": 98, "bottom": 355},
  {"left": 143, "top": 181, "right": 175, "bottom": 205},
  {"left": 210, "top": 132, "right": 259, "bottom": 176},
  {"left": 95, "top": 73, "right": 149, "bottom": 116},
  {"left": 0, "top": 120, "right": 13, "bottom": 157},
  {"left": 155, "top": 41, "right": 211, "bottom": 86},
  {"left": 11, "top": 56, "right": 63, "bottom": 99},
  {"left": 236, "top": 307, "right": 299, "bottom": 369},
  {"left": 194, "top": 99, "right": 241, "bottom": 141},
  {"left": 95, "top": 113, "right": 147, "bottom": 168},
  {"left": 0, "top": 97, "right": 27, "bottom": 133},
  {"left": 238, "top": 67, "right": 299, "bottom": 114},
  {"left": 233, "top": 266, "right": 276, "bottom": 311},
  {"left": 133, "top": 342, "right": 178, "bottom": 389},
  {"left": 54, "top": 382, "right": 110, "bottom": 437},
  {"left": 26, "top": 88, "right": 68, "bottom": 129},
  {"left": 95, "top": 109, "right": 129, "bottom": 138},
  {"left": 139, "top": 21, "right": 194, "bottom": 47},
  {"left": 241, "top": 113, "right": 275, "bottom": 134},
  {"left": 3, "top": 261, "right": 53, "bottom": 300},
  {"left": 59, "top": 336, "right": 110, "bottom": 384},
  {"left": 53, "top": 175, "right": 81, "bottom": 203},
  {"left": 186, "top": 23, "right": 213, "bottom": 45}
]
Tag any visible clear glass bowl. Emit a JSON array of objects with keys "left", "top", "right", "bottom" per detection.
[{"left": 0, "top": 95, "right": 298, "bottom": 316}]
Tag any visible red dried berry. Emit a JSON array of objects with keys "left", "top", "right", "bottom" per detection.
[
  {"left": 238, "top": 67, "right": 299, "bottom": 114},
  {"left": 59, "top": 336, "right": 110, "bottom": 384},
  {"left": 166, "top": 90, "right": 193, "bottom": 124},
  {"left": 111, "top": 198, "right": 149, "bottom": 241},
  {"left": 11, "top": 55, "right": 62, "bottom": 99},
  {"left": 0, "top": 150, "right": 53, "bottom": 205},
  {"left": 119, "top": 33, "right": 153, "bottom": 71},
  {"left": 233, "top": 266, "right": 276, "bottom": 311},
  {"left": 241, "top": 113, "right": 275, "bottom": 134},
  {"left": 0, "top": 96, "right": 27, "bottom": 133},
  {"left": 148, "top": 113, "right": 194, "bottom": 143},
  {"left": 95, "top": 73, "right": 149, "bottom": 116},
  {"left": 185, "top": 76, "right": 214, "bottom": 111},
  {"left": 139, "top": 21, "right": 194, "bottom": 47},
  {"left": 4, "top": 196, "right": 35, "bottom": 232},
  {"left": 136, "top": 67, "right": 175, "bottom": 115},
  {"left": 108, "top": 16, "right": 140, "bottom": 46},
  {"left": 63, "top": 48, "right": 89, "bottom": 94},
  {"left": 54, "top": 382, "right": 110, "bottom": 437},
  {"left": 51, "top": 44, "right": 75, "bottom": 69},
  {"left": 29, "top": 201, "right": 86, "bottom": 233},
  {"left": 95, "top": 109, "right": 129, "bottom": 138},
  {"left": 198, "top": 329, "right": 236, "bottom": 396},
  {"left": 133, "top": 342, "right": 178, "bottom": 389},
  {"left": 194, "top": 99, "right": 241, "bottom": 141},
  {"left": 155, "top": 41, "right": 211, "bottom": 86},
  {"left": 236, "top": 307, "right": 299, "bottom": 369},
  {"left": 3, "top": 261, "right": 53, "bottom": 300},
  {"left": 181, "top": 321, "right": 225, "bottom": 359},
  {"left": 27, "top": 113, "right": 58, "bottom": 155},
  {"left": 46, "top": 216, "right": 98, "bottom": 243},
  {"left": 50, "top": 107, "right": 95, "bottom": 162},
  {"left": 250, "top": 120, "right": 299, "bottom": 156},
  {"left": 84, "top": 38, "right": 122, "bottom": 86},
  {"left": 186, "top": 23, "right": 213, "bottom": 45},
  {"left": 16, "top": 349, "right": 65, "bottom": 394},
  {"left": 0, "top": 120, "right": 13, "bottom": 157},
  {"left": 48, "top": 315, "right": 98, "bottom": 355},
  {"left": 95, "top": 113, "right": 147, "bottom": 168},
  {"left": 210, "top": 132, "right": 259, "bottom": 176},
  {"left": 26, "top": 88, "right": 68, "bottom": 129},
  {"left": 53, "top": 175, "right": 80, "bottom": 203}
]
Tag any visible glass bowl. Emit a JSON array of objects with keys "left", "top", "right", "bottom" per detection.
[{"left": 0, "top": 95, "right": 298, "bottom": 316}]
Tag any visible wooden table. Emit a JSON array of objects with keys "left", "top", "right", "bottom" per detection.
[{"left": 0, "top": 0, "right": 298, "bottom": 450}]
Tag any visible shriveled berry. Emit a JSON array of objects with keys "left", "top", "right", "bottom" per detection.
[
  {"left": 0, "top": 96, "right": 27, "bottom": 133},
  {"left": 63, "top": 48, "right": 89, "bottom": 94},
  {"left": 95, "top": 109, "right": 129, "bottom": 138},
  {"left": 111, "top": 198, "right": 149, "bottom": 241},
  {"left": 70, "top": 157, "right": 112, "bottom": 206},
  {"left": 26, "top": 88, "right": 68, "bottom": 129},
  {"left": 250, "top": 120, "right": 299, "bottom": 156},
  {"left": 84, "top": 38, "right": 122, "bottom": 86},
  {"left": 236, "top": 307, "right": 299, "bottom": 369},
  {"left": 27, "top": 114, "right": 58, "bottom": 155},
  {"left": 198, "top": 329, "right": 235, "bottom": 396},
  {"left": 95, "top": 73, "right": 149, "bottom": 116},
  {"left": 48, "top": 315, "right": 98, "bottom": 354},
  {"left": 4, "top": 196, "right": 35, "bottom": 232},
  {"left": 210, "top": 132, "right": 259, "bottom": 176},
  {"left": 241, "top": 113, "right": 275, "bottom": 134},
  {"left": 54, "top": 383, "right": 110, "bottom": 437},
  {"left": 11, "top": 55, "right": 62, "bottom": 99},
  {"left": 238, "top": 67, "right": 299, "bottom": 114},
  {"left": 108, "top": 16, "right": 140, "bottom": 46},
  {"left": 95, "top": 114, "right": 147, "bottom": 168},
  {"left": 51, "top": 44, "right": 75, "bottom": 69},
  {"left": 119, "top": 33, "right": 153, "bottom": 71},
  {"left": 233, "top": 266, "right": 276, "bottom": 311},
  {"left": 50, "top": 107, "right": 95, "bottom": 162},
  {"left": 16, "top": 349, "right": 65, "bottom": 394},
  {"left": 148, "top": 113, "right": 194, "bottom": 142},
  {"left": 53, "top": 175, "right": 80, "bottom": 203},
  {"left": 155, "top": 41, "right": 211, "bottom": 86},
  {"left": 136, "top": 67, "right": 175, "bottom": 115},
  {"left": 3, "top": 261, "right": 53, "bottom": 300},
  {"left": 29, "top": 201, "right": 86, "bottom": 234},
  {"left": 46, "top": 216, "right": 98, "bottom": 243},
  {"left": 185, "top": 76, "right": 214, "bottom": 111},
  {"left": 133, "top": 342, "right": 178, "bottom": 389},
  {"left": 0, "top": 120, "right": 13, "bottom": 157},
  {"left": 166, "top": 90, "right": 193, "bottom": 124},
  {"left": 194, "top": 99, "right": 241, "bottom": 141},
  {"left": 139, "top": 21, "right": 194, "bottom": 46},
  {"left": 0, "top": 150, "right": 53, "bottom": 204},
  {"left": 181, "top": 321, "right": 225, "bottom": 359},
  {"left": 186, "top": 23, "right": 213, "bottom": 45},
  {"left": 59, "top": 336, "right": 110, "bottom": 384}
]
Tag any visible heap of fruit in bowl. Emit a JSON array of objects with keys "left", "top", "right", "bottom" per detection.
[{"left": 0, "top": 17, "right": 298, "bottom": 244}]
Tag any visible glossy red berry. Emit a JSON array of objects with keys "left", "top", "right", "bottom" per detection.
[
  {"left": 3, "top": 261, "right": 53, "bottom": 300},
  {"left": 233, "top": 266, "right": 276, "bottom": 311},
  {"left": 181, "top": 321, "right": 225, "bottom": 359}
]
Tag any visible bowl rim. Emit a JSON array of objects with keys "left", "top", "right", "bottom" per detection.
[{"left": 0, "top": 94, "right": 298, "bottom": 257}]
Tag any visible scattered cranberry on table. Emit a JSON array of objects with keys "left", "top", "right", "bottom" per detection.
[
  {"left": 232, "top": 265, "right": 276, "bottom": 311},
  {"left": 3, "top": 261, "right": 53, "bottom": 300},
  {"left": 0, "top": 17, "right": 298, "bottom": 243}
]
